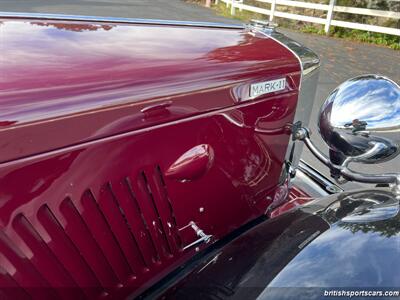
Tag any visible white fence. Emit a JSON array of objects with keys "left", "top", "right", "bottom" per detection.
[{"left": 214, "top": 0, "right": 400, "bottom": 36}]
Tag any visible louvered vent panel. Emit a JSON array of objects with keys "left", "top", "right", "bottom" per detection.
[{"left": 0, "top": 166, "right": 182, "bottom": 299}]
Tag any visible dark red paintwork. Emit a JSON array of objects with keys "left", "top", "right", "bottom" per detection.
[
  {"left": 0, "top": 20, "right": 299, "bottom": 163},
  {"left": 164, "top": 144, "right": 214, "bottom": 181},
  {"left": 0, "top": 17, "right": 301, "bottom": 299}
]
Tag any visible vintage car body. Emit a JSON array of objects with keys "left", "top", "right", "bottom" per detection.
[
  {"left": 1, "top": 12, "right": 398, "bottom": 300},
  {"left": 151, "top": 186, "right": 400, "bottom": 300},
  {"left": 0, "top": 13, "right": 320, "bottom": 299}
]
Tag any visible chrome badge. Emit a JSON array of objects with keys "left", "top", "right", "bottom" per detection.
[{"left": 250, "top": 78, "right": 286, "bottom": 99}]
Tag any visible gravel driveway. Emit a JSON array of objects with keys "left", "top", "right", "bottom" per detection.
[{"left": 1, "top": 0, "right": 399, "bottom": 187}]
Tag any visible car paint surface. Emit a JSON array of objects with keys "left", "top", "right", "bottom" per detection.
[
  {"left": 0, "top": 17, "right": 301, "bottom": 299},
  {"left": 0, "top": 18, "right": 300, "bottom": 163}
]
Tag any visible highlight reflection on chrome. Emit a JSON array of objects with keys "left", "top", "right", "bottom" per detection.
[{"left": 318, "top": 74, "right": 400, "bottom": 161}]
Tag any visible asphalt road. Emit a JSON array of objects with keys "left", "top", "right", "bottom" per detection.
[
  {"left": 1, "top": 0, "right": 399, "bottom": 188},
  {"left": 0, "top": 0, "right": 239, "bottom": 23},
  {"left": 280, "top": 28, "right": 400, "bottom": 189}
]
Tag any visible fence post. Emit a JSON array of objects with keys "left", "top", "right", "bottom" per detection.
[
  {"left": 325, "top": 0, "right": 336, "bottom": 34},
  {"left": 205, "top": 0, "right": 211, "bottom": 7},
  {"left": 231, "top": 0, "right": 236, "bottom": 15},
  {"left": 215, "top": 0, "right": 218, "bottom": 4},
  {"left": 269, "top": 0, "right": 277, "bottom": 21}
]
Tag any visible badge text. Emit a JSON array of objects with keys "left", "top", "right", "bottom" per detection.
[{"left": 250, "top": 78, "right": 286, "bottom": 99}]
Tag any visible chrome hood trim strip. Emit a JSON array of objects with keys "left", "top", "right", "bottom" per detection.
[
  {"left": 0, "top": 11, "right": 244, "bottom": 29},
  {"left": 252, "top": 24, "right": 320, "bottom": 78},
  {"left": 267, "top": 30, "right": 320, "bottom": 78},
  {"left": 251, "top": 22, "right": 320, "bottom": 169}
]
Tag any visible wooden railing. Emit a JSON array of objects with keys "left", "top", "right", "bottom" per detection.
[{"left": 213, "top": 0, "right": 400, "bottom": 36}]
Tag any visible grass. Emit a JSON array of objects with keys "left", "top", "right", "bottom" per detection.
[
  {"left": 331, "top": 28, "right": 400, "bottom": 50},
  {"left": 198, "top": 1, "right": 400, "bottom": 50}
]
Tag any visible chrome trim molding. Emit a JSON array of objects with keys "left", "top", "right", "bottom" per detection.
[
  {"left": 298, "top": 160, "right": 343, "bottom": 194},
  {"left": 251, "top": 21, "right": 320, "bottom": 169},
  {"left": 292, "top": 168, "right": 328, "bottom": 198},
  {"left": 268, "top": 31, "right": 320, "bottom": 77},
  {"left": 0, "top": 11, "right": 244, "bottom": 29},
  {"left": 250, "top": 20, "right": 320, "bottom": 78}
]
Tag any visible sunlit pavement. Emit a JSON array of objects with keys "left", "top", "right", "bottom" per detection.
[
  {"left": 1, "top": 0, "right": 399, "bottom": 188},
  {"left": 278, "top": 28, "right": 400, "bottom": 189}
]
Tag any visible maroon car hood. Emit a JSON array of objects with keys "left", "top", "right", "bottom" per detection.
[{"left": 0, "top": 18, "right": 300, "bottom": 163}]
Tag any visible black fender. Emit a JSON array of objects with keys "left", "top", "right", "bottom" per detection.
[{"left": 154, "top": 188, "right": 400, "bottom": 300}]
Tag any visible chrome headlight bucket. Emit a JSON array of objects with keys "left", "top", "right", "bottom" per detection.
[
  {"left": 293, "top": 74, "right": 400, "bottom": 195},
  {"left": 319, "top": 74, "right": 400, "bottom": 164}
]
